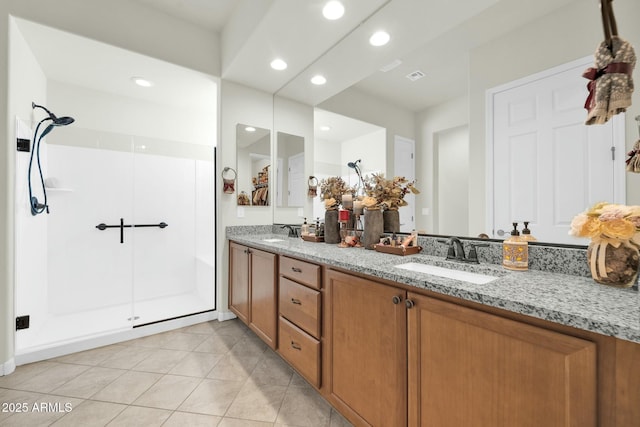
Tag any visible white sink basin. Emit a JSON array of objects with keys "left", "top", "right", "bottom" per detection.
[
  {"left": 262, "top": 238, "right": 285, "bottom": 243},
  {"left": 395, "top": 262, "right": 499, "bottom": 284}
]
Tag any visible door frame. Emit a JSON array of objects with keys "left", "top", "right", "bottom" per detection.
[{"left": 485, "top": 55, "right": 626, "bottom": 237}]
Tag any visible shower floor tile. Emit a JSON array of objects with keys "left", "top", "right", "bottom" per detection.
[{"left": 0, "top": 319, "right": 354, "bottom": 427}]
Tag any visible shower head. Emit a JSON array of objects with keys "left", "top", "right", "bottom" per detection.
[
  {"left": 32, "top": 102, "right": 75, "bottom": 126},
  {"left": 347, "top": 159, "right": 362, "bottom": 169}
]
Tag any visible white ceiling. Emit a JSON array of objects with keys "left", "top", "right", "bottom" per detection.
[{"left": 15, "top": 0, "right": 579, "bottom": 120}]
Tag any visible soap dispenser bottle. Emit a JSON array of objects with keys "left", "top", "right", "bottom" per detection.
[
  {"left": 521, "top": 221, "right": 537, "bottom": 242},
  {"left": 502, "top": 222, "right": 528, "bottom": 271},
  {"left": 301, "top": 218, "right": 310, "bottom": 236}
]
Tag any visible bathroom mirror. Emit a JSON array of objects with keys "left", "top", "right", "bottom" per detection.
[
  {"left": 236, "top": 124, "right": 271, "bottom": 206},
  {"left": 275, "top": 132, "right": 304, "bottom": 209},
  {"left": 276, "top": 0, "right": 640, "bottom": 246}
]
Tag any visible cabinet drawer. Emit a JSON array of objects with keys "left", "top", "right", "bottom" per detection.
[
  {"left": 280, "top": 256, "right": 321, "bottom": 290},
  {"left": 279, "top": 277, "right": 321, "bottom": 339},
  {"left": 279, "top": 317, "right": 320, "bottom": 388}
]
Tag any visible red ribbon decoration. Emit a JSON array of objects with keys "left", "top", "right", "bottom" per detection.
[{"left": 583, "top": 62, "right": 634, "bottom": 112}]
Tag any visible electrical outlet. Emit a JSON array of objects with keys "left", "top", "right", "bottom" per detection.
[{"left": 17, "top": 138, "right": 30, "bottom": 152}]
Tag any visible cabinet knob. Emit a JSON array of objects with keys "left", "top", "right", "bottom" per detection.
[
  {"left": 291, "top": 298, "right": 302, "bottom": 305},
  {"left": 291, "top": 267, "right": 302, "bottom": 273},
  {"left": 392, "top": 295, "right": 402, "bottom": 305},
  {"left": 405, "top": 299, "right": 415, "bottom": 309},
  {"left": 290, "top": 341, "right": 302, "bottom": 350}
]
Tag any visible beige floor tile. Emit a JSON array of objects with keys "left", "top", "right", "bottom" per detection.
[
  {"left": 158, "top": 331, "right": 209, "bottom": 351},
  {"left": 225, "top": 380, "right": 287, "bottom": 423},
  {"left": 215, "top": 320, "right": 250, "bottom": 338},
  {"left": 131, "top": 348, "right": 189, "bottom": 374},
  {"left": 132, "top": 374, "right": 201, "bottom": 410},
  {"left": 51, "top": 366, "right": 126, "bottom": 399},
  {"left": 289, "top": 372, "right": 310, "bottom": 388},
  {"left": 207, "top": 353, "right": 261, "bottom": 382},
  {"left": 98, "top": 346, "right": 156, "bottom": 369},
  {"left": 163, "top": 411, "right": 222, "bottom": 426},
  {"left": 229, "top": 336, "right": 268, "bottom": 358},
  {"left": 250, "top": 353, "right": 293, "bottom": 387},
  {"left": 194, "top": 334, "right": 242, "bottom": 354},
  {"left": 178, "top": 378, "right": 244, "bottom": 416},
  {"left": 219, "top": 418, "right": 274, "bottom": 427},
  {"left": 1, "top": 394, "right": 85, "bottom": 427},
  {"left": 275, "top": 385, "right": 332, "bottom": 427},
  {"left": 181, "top": 321, "right": 219, "bottom": 335},
  {"left": 0, "top": 362, "right": 58, "bottom": 389},
  {"left": 169, "top": 352, "right": 222, "bottom": 378},
  {"left": 104, "top": 405, "right": 171, "bottom": 426},
  {"left": 329, "top": 409, "right": 353, "bottom": 427},
  {"left": 91, "top": 371, "right": 162, "bottom": 404},
  {"left": 0, "top": 389, "right": 46, "bottom": 423},
  {"left": 52, "top": 344, "right": 128, "bottom": 366},
  {"left": 50, "top": 400, "right": 126, "bottom": 426},
  {"left": 13, "top": 363, "right": 90, "bottom": 394}
]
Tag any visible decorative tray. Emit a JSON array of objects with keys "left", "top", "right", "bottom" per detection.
[
  {"left": 374, "top": 244, "right": 422, "bottom": 256},
  {"left": 302, "top": 235, "right": 324, "bottom": 243}
]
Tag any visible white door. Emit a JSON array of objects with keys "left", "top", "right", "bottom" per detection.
[
  {"left": 490, "top": 57, "right": 625, "bottom": 244},
  {"left": 288, "top": 152, "right": 305, "bottom": 207},
  {"left": 394, "top": 135, "right": 416, "bottom": 232}
]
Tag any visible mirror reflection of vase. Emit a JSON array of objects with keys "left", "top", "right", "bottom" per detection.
[
  {"left": 587, "top": 241, "right": 640, "bottom": 288},
  {"left": 363, "top": 208, "right": 383, "bottom": 250},
  {"left": 324, "top": 209, "right": 340, "bottom": 244},
  {"left": 383, "top": 209, "right": 400, "bottom": 233}
]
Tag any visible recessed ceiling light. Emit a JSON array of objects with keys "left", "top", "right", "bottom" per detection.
[
  {"left": 320, "top": 125, "right": 331, "bottom": 131},
  {"left": 245, "top": 126, "right": 256, "bottom": 132},
  {"left": 270, "top": 58, "right": 287, "bottom": 70},
  {"left": 311, "top": 75, "right": 327, "bottom": 85},
  {"left": 131, "top": 76, "right": 154, "bottom": 87},
  {"left": 369, "top": 31, "right": 390, "bottom": 47},
  {"left": 323, "top": 1, "right": 344, "bottom": 20}
]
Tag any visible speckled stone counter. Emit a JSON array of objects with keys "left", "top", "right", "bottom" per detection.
[{"left": 227, "top": 226, "right": 640, "bottom": 344}]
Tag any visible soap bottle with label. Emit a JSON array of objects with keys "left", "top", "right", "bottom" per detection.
[
  {"left": 301, "top": 218, "right": 310, "bottom": 236},
  {"left": 502, "top": 222, "right": 528, "bottom": 271}
]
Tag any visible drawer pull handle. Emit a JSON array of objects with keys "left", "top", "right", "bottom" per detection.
[
  {"left": 291, "top": 298, "right": 302, "bottom": 305},
  {"left": 291, "top": 267, "right": 303, "bottom": 273},
  {"left": 291, "top": 341, "right": 302, "bottom": 350}
]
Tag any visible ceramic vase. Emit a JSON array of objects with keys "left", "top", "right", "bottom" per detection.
[
  {"left": 383, "top": 209, "right": 400, "bottom": 233},
  {"left": 587, "top": 240, "right": 640, "bottom": 288},
  {"left": 324, "top": 209, "right": 341, "bottom": 244},
  {"left": 363, "top": 208, "right": 384, "bottom": 250}
]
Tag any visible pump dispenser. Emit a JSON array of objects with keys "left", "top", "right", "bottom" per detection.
[
  {"left": 502, "top": 222, "right": 529, "bottom": 270},
  {"left": 301, "top": 218, "right": 310, "bottom": 236},
  {"left": 521, "top": 221, "right": 537, "bottom": 242}
]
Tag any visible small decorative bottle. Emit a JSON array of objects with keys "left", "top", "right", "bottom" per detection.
[
  {"left": 502, "top": 222, "right": 528, "bottom": 271},
  {"left": 301, "top": 218, "right": 310, "bottom": 236}
]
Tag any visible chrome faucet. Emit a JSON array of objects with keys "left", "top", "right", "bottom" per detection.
[{"left": 281, "top": 224, "right": 298, "bottom": 237}]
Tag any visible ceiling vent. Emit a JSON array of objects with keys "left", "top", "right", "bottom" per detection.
[
  {"left": 379, "top": 59, "right": 402, "bottom": 72},
  {"left": 406, "top": 70, "right": 426, "bottom": 81}
]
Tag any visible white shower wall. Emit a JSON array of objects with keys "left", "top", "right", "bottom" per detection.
[{"left": 15, "top": 128, "right": 215, "bottom": 353}]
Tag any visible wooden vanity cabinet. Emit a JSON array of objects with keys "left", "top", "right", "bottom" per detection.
[
  {"left": 278, "top": 256, "right": 322, "bottom": 387},
  {"left": 407, "top": 292, "right": 597, "bottom": 427},
  {"left": 324, "top": 269, "right": 407, "bottom": 426},
  {"left": 324, "top": 268, "right": 597, "bottom": 427},
  {"left": 229, "top": 241, "right": 277, "bottom": 349}
]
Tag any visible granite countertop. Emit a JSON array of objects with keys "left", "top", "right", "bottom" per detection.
[{"left": 228, "top": 231, "right": 640, "bottom": 344}]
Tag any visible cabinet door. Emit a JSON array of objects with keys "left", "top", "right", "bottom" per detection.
[
  {"left": 407, "top": 293, "right": 596, "bottom": 427},
  {"left": 249, "top": 248, "right": 278, "bottom": 349},
  {"left": 229, "top": 242, "right": 250, "bottom": 324},
  {"left": 324, "top": 269, "right": 407, "bottom": 426}
]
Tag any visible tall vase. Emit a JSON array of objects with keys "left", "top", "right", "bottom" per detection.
[
  {"left": 324, "top": 209, "right": 341, "bottom": 244},
  {"left": 587, "top": 240, "right": 640, "bottom": 288},
  {"left": 363, "top": 208, "right": 383, "bottom": 250},
  {"left": 383, "top": 208, "right": 400, "bottom": 233}
]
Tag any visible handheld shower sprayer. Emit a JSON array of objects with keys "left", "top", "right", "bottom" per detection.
[
  {"left": 28, "top": 102, "right": 75, "bottom": 215},
  {"left": 347, "top": 159, "right": 364, "bottom": 193}
]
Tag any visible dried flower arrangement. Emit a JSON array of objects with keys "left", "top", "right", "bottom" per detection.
[
  {"left": 319, "top": 177, "right": 354, "bottom": 209},
  {"left": 363, "top": 173, "right": 420, "bottom": 210}
]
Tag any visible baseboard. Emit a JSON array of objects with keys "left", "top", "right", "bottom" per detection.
[
  {"left": 1, "top": 358, "right": 16, "bottom": 376},
  {"left": 15, "top": 310, "right": 219, "bottom": 366},
  {"left": 217, "top": 310, "right": 237, "bottom": 322}
]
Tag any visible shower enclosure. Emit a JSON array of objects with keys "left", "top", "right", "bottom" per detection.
[{"left": 15, "top": 125, "right": 216, "bottom": 354}]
